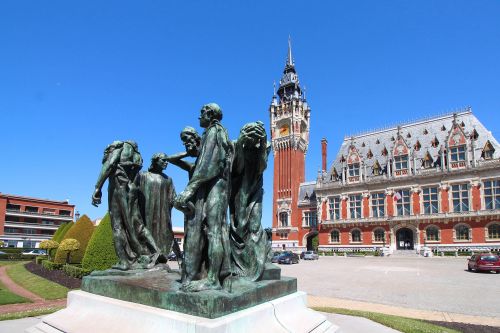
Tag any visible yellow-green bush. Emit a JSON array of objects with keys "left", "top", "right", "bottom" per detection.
[{"left": 82, "top": 213, "right": 118, "bottom": 272}]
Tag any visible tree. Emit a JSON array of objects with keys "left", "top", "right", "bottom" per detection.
[
  {"left": 0, "top": 240, "right": 4, "bottom": 247},
  {"left": 39, "top": 240, "right": 59, "bottom": 261},
  {"left": 54, "top": 215, "right": 94, "bottom": 264},
  {"left": 59, "top": 239, "right": 80, "bottom": 264},
  {"left": 82, "top": 213, "right": 118, "bottom": 271}
]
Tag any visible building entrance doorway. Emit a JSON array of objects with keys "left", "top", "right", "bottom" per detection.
[
  {"left": 306, "top": 232, "right": 319, "bottom": 251},
  {"left": 396, "top": 228, "right": 414, "bottom": 250}
]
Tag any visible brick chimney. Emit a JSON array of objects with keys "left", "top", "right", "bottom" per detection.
[{"left": 321, "top": 138, "right": 328, "bottom": 172}]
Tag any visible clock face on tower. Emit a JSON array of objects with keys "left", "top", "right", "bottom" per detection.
[{"left": 279, "top": 125, "right": 289, "bottom": 137}]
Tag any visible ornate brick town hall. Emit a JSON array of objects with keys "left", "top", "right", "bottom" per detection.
[{"left": 271, "top": 42, "right": 500, "bottom": 253}]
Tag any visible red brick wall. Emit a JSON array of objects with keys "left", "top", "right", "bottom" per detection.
[
  {"left": 386, "top": 194, "right": 394, "bottom": 217},
  {"left": 363, "top": 196, "right": 369, "bottom": 218},
  {"left": 341, "top": 199, "right": 348, "bottom": 219},
  {"left": 441, "top": 188, "right": 449, "bottom": 212},
  {"left": 0, "top": 198, "right": 6, "bottom": 236},
  {"left": 472, "top": 185, "right": 481, "bottom": 211},
  {"left": 412, "top": 192, "right": 420, "bottom": 215}
]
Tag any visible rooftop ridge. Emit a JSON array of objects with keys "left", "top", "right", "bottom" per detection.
[{"left": 343, "top": 107, "right": 471, "bottom": 140}]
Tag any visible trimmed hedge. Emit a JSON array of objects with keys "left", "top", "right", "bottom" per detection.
[
  {"left": 82, "top": 213, "right": 118, "bottom": 272},
  {"left": 35, "top": 256, "right": 48, "bottom": 265},
  {"left": 63, "top": 264, "right": 91, "bottom": 279},
  {"left": 0, "top": 253, "right": 37, "bottom": 260},
  {"left": 42, "top": 260, "right": 63, "bottom": 270},
  {"left": 54, "top": 215, "right": 94, "bottom": 264}
]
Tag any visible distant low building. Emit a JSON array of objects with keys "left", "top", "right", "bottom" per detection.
[
  {"left": 173, "top": 226, "right": 184, "bottom": 251},
  {"left": 0, "top": 193, "right": 75, "bottom": 248}
]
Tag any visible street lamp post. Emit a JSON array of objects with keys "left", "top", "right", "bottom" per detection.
[{"left": 75, "top": 211, "right": 80, "bottom": 222}]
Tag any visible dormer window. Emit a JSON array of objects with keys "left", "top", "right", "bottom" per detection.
[
  {"left": 394, "top": 155, "right": 408, "bottom": 170},
  {"left": 381, "top": 147, "right": 388, "bottom": 156},
  {"left": 367, "top": 149, "right": 373, "bottom": 159},
  {"left": 482, "top": 141, "right": 495, "bottom": 160},
  {"left": 450, "top": 145, "right": 466, "bottom": 162},
  {"left": 373, "top": 160, "right": 381, "bottom": 176},
  {"left": 414, "top": 140, "right": 421, "bottom": 151},
  {"left": 431, "top": 137, "right": 440, "bottom": 148},
  {"left": 348, "top": 163, "right": 360, "bottom": 177},
  {"left": 423, "top": 152, "right": 434, "bottom": 169}
]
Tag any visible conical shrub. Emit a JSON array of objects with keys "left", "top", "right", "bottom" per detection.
[
  {"left": 54, "top": 215, "right": 94, "bottom": 264},
  {"left": 82, "top": 213, "right": 118, "bottom": 272}
]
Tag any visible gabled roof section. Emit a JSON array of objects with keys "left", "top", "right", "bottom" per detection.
[
  {"left": 326, "top": 108, "right": 500, "bottom": 180},
  {"left": 298, "top": 181, "right": 317, "bottom": 204}
]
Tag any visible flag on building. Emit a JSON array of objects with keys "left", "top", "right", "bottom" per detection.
[{"left": 394, "top": 191, "right": 402, "bottom": 201}]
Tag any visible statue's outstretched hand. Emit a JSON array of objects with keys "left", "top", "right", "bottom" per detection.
[
  {"left": 174, "top": 192, "right": 194, "bottom": 217},
  {"left": 92, "top": 188, "right": 102, "bottom": 207}
]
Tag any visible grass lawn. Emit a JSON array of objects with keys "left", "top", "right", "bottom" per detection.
[
  {"left": 0, "top": 280, "right": 30, "bottom": 305},
  {"left": 6, "top": 263, "right": 69, "bottom": 300},
  {"left": 0, "top": 260, "right": 28, "bottom": 267},
  {"left": 313, "top": 307, "right": 460, "bottom": 333},
  {"left": 0, "top": 306, "right": 63, "bottom": 321}
]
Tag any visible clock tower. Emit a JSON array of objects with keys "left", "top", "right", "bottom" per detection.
[{"left": 270, "top": 38, "right": 310, "bottom": 248}]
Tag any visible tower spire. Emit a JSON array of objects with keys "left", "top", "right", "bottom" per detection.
[{"left": 287, "top": 35, "right": 294, "bottom": 67}]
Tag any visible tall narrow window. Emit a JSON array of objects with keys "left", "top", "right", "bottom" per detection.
[
  {"left": 329, "top": 197, "right": 341, "bottom": 220},
  {"left": 450, "top": 145, "right": 466, "bottom": 162},
  {"left": 371, "top": 193, "right": 385, "bottom": 218},
  {"left": 426, "top": 226, "right": 440, "bottom": 241},
  {"left": 452, "top": 184, "right": 469, "bottom": 212},
  {"left": 279, "top": 212, "right": 288, "bottom": 227},
  {"left": 484, "top": 180, "right": 500, "bottom": 210},
  {"left": 330, "top": 230, "right": 340, "bottom": 243},
  {"left": 394, "top": 155, "right": 408, "bottom": 170},
  {"left": 422, "top": 187, "right": 439, "bottom": 214},
  {"left": 351, "top": 229, "right": 362, "bottom": 242},
  {"left": 373, "top": 228, "right": 385, "bottom": 242},
  {"left": 455, "top": 224, "right": 470, "bottom": 240},
  {"left": 303, "top": 211, "right": 317, "bottom": 227},
  {"left": 396, "top": 190, "right": 411, "bottom": 216},
  {"left": 488, "top": 224, "right": 500, "bottom": 239},
  {"left": 349, "top": 194, "right": 362, "bottom": 219},
  {"left": 348, "top": 163, "right": 360, "bottom": 177}
]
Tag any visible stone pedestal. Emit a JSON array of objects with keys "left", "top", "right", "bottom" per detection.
[{"left": 26, "top": 290, "right": 340, "bottom": 333}]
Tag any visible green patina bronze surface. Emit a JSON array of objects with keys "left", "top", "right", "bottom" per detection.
[{"left": 81, "top": 265, "right": 296, "bottom": 319}]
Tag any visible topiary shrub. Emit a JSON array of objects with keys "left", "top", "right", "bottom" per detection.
[
  {"left": 42, "top": 260, "right": 63, "bottom": 270},
  {"left": 51, "top": 222, "right": 72, "bottom": 258},
  {"left": 54, "top": 215, "right": 94, "bottom": 264},
  {"left": 35, "top": 256, "right": 48, "bottom": 265},
  {"left": 63, "top": 264, "right": 91, "bottom": 279},
  {"left": 39, "top": 240, "right": 59, "bottom": 261},
  {"left": 55, "top": 239, "right": 80, "bottom": 264},
  {"left": 82, "top": 213, "right": 118, "bottom": 272}
]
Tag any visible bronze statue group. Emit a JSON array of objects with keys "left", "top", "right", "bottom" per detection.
[{"left": 92, "top": 103, "right": 271, "bottom": 292}]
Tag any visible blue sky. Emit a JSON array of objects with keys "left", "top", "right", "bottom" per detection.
[{"left": 1, "top": 1, "right": 499, "bottom": 227}]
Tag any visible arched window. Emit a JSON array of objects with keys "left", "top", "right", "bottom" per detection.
[
  {"left": 279, "top": 212, "right": 288, "bottom": 227},
  {"left": 351, "top": 229, "right": 362, "bottom": 243},
  {"left": 373, "top": 228, "right": 385, "bottom": 242},
  {"left": 425, "top": 226, "right": 440, "bottom": 241},
  {"left": 455, "top": 224, "right": 471, "bottom": 241},
  {"left": 330, "top": 230, "right": 340, "bottom": 243},
  {"left": 487, "top": 223, "right": 500, "bottom": 239}
]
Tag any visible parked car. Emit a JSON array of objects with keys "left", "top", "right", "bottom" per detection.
[
  {"left": 0, "top": 251, "right": 6, "bottom": 255},
  {"left": 277, "top": 252, "right": 299, "bottom": 264},
  {"left": 300, "top": 251, "right": 306, "bottom": 259},
  {"left": 21, "top": 249, "right": 47, "bottom": 256},
  {"left": 303, "top": 251, "right": 319, "bottom": 260},
  {"left": 167, "top": 251, "right": 183, "bottom": 261},
  {"left": 467, "top": 253, "right": 500, "bottom": 273},
  {"left": 271, "top": 252, "right": 282, "bottom": 263}
]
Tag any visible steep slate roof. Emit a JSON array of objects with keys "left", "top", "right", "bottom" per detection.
[
  {"left": 327, "top": 109, "right": 500, "bottom": 180},
  {"left": 298, "top": 181, "right": 317, "bottom": 203}
]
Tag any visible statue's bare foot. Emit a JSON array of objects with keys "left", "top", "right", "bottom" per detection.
[
  {"left": 112, "top": 261, "right": 130, "bottom": 271},
  {"left": 181, "top": 278, "right": 221, "bottom": 292}
]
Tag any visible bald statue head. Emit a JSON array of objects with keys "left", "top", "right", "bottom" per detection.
[{"left": 199, "top": 103, "right": 223, "bottom": 128}]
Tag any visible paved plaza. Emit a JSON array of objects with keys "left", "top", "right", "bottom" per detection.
[{"left": 280, "top": 256, "right": 500, "bottom": 319}]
